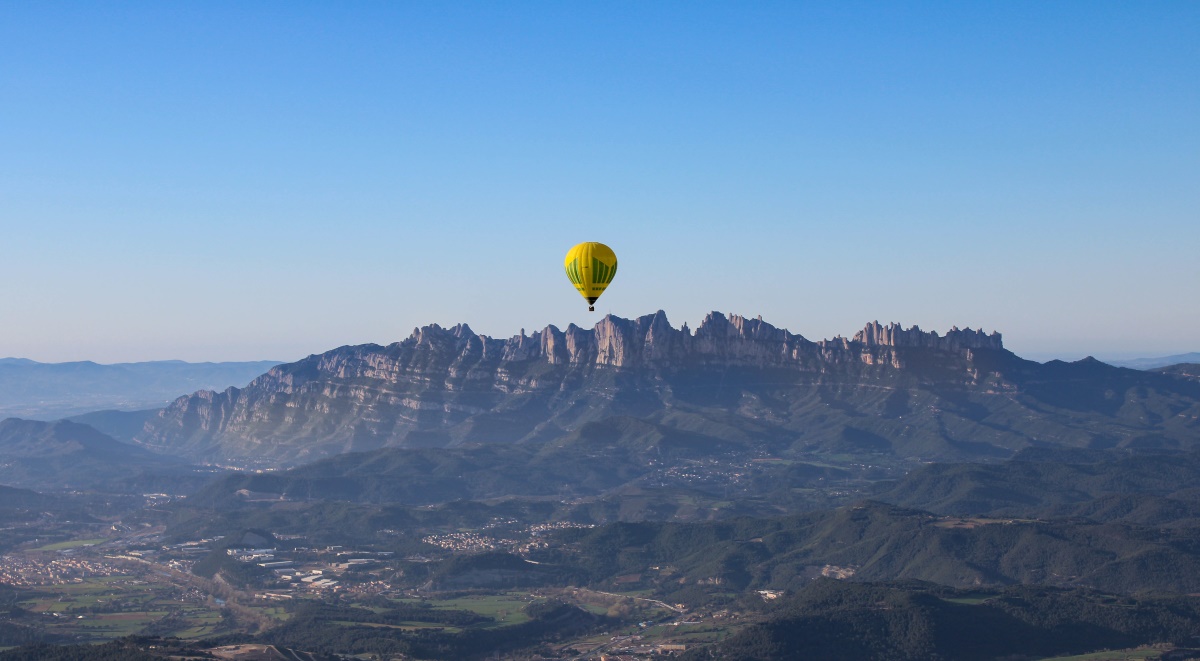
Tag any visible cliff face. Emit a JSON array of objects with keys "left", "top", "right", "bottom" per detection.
[{"left": 134, "top": 312, "right": 1197, "bottom": 467}]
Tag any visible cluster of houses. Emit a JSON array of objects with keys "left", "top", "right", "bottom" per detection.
[{"left": 0, "top": 553, "right": 123, "bottom": 586}]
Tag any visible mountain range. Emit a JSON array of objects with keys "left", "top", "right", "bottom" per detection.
[
  {"left": 1109, "top": 352, "right": 1200, "bottom": 370},
  {"left": 132, "top": 311, "right": 1200, "bottom": 468},
  {"left": 4, "top": 313, "right": 1200, "bottom": 659},
  {"left": 0, "top": 358, "right": 281, "bottom": 420},
  {"left": 0, "top": 418, "right": 197, "bottom": 491}
]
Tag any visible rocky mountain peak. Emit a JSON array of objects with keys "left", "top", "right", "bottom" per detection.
[
  {"left": 216, "top": 314, "right": 1010, "bottom": 390},
  {"left": 136, "top": 312, "right": 1021, "bottom": 464},
  {"left": 853, "top": 321, "right": 1002, "bottom": 351}
]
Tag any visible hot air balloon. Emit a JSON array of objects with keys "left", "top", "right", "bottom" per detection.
[{"left": 564, "top": 242, "right": 618, "bottom": 311}]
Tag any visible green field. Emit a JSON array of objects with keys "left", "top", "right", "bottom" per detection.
[
  {"left": 941, "top": 593, "right": 991, "bottom": 605},
  {"left": 253, "top": 605, "right": 292, "bottom": 622},
  {"left": 393, "top": 592, "right": 540, "bottom": 627},
  {"left": 331, "top": 619, "right": 464, "bottom": 633},
  {"left": 18, "top": 576, "right": 224, "bottom": 642},
  {"left": 171, "top": 610, "right": 224, "bottom": 638},
  {"left": 576, "top": 602, "right": 610, "bottom": 615},
  {"left": 33, "top": 538, "right": 107, "bottom": 551},
  {"left": 74, "top": 610, "right": 168, "bottom": 636},
  {"left": 1039, "top": 650, "right": 1162, "bottom": 661}
]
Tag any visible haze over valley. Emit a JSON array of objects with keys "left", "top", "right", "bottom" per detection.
[{"left": 0, "top": 359, "right": 281, "bottom": 420}]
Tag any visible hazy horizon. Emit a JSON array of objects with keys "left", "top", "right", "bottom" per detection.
[
  {"left": 2, "top": 3, "right": 1196, "bottom": 363},
  {"left": 1, "top": 308, "right": 1194, "bottom": 366}
]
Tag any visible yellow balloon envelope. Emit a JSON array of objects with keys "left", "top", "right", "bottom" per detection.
[{"left": 564, "top": 242, "right": 618, "bottom": 311}]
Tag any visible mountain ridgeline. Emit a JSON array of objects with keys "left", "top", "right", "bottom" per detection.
[
  {"left": 0, "top": 358, "right": 281, "bottom": 420},
  {"left": 134, "top": 312, "right": 1200, "bottom": 467},
  {"left": 0, "top": 418, "right": 208, "bottom": 492}
]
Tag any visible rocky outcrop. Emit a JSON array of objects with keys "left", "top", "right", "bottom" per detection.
[
  {"left": 542, "top": 311, "right": 805, "bottom": 367},
  {"left": 853, "top": 321, "right": 1002, "bottom": 351},
  {"left": 133, "top": 313, "right": 1027, "bottom": 465},
  {"left": 416, "top": 312, "right": 1002, "bottom": 370}
]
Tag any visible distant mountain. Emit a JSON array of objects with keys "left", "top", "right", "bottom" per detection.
[
  {"left": 0, "top": 418, "right": 192, "bottom": 490},
  {"left": 876, "top": 448, "right": 1200, "bottom": 525},
  {"left": 0, "top": 359, "right": 281, "bottom": 420},
  {"left": 183, "top": 414, "right": 776, "bottom": 508},
  {"left": 1155, "top": 363, "right": 1200, "bottom": 382},
  {"left": 688, "top": 580, "right": 1200, "bottom": 661},
  {"left": 136, "top": 312, "right": 1200, "bottom": 467},
  {"left": 0, "top": 483, "right": 53, "bottom": 508},
  {"left": 545, "top": 499, "right": 1200, "bottom": 594},
  {"left": 65, "top": 408, "right": 163, "bottom": 443},
  {"left": 1109, "top": 352, "right": 1200, "bottom": 370}
]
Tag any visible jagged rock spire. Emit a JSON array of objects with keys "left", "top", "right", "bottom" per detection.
[
  {"left": 853, "top": 321, "right": 1002, "bottom": 351},
  {"left": 400, "top": 313, "right": 1003, "bottom": 368}
]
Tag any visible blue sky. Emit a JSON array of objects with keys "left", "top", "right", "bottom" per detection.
[{"left": 1, "top": 2, "right": 1197, "bottom": 362}]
